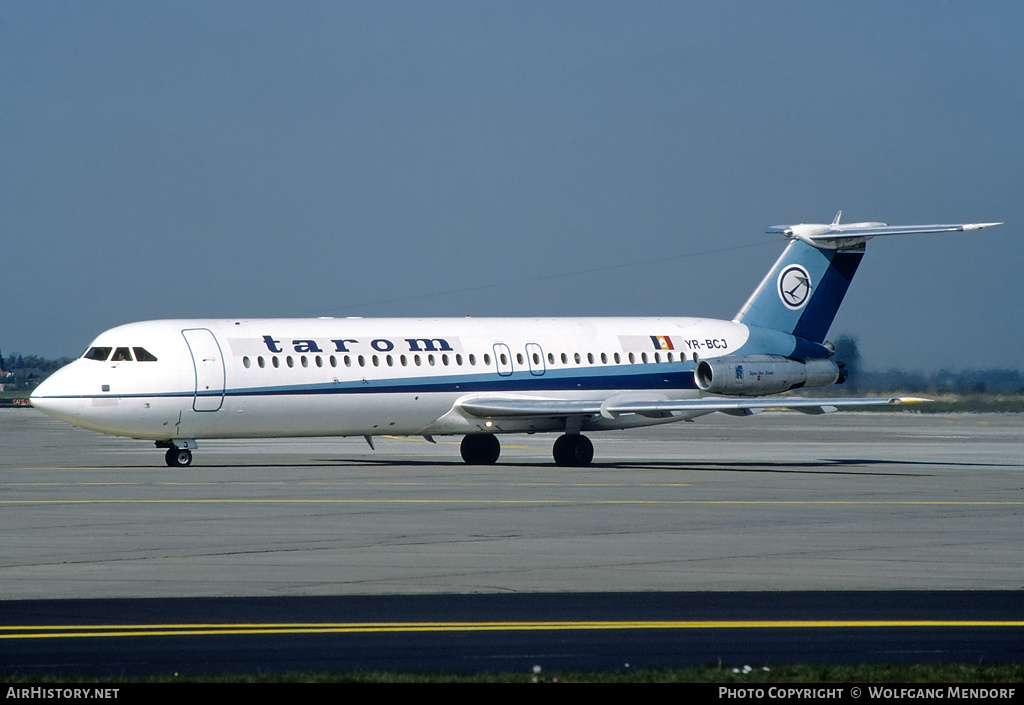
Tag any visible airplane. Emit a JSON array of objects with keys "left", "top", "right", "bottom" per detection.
[{"left": 29, "top": 214, "right": 1001, "bottom": 468}]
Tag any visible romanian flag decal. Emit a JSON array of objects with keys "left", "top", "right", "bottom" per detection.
[{"left": 651, "top": 335, "right": 675, "bottom": 351}]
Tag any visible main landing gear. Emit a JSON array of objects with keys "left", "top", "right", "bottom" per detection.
[
  {"left": 552, "top": 433, "right": 594, "bottom": 467},
  {"left": 460, "top": 434, "right": 501, "bottom": 465},
  {"left": 459, "top": 433, "right": 595, "bottom": 467}
]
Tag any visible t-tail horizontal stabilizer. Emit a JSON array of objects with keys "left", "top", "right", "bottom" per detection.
[
  {"left": 766, "top": 212, "right": 1003, "bottom": 251},
  {"left": 736, "top": 215, "right": 1002, "bottom": 342}
]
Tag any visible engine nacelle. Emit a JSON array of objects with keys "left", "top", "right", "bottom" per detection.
[{"left": 694, "top": 355, "right": 841, "bottom": 396}]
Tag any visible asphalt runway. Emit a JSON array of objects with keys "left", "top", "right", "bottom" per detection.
[
  {"left": 2, "top": 407, "right": 1022, "bottom": 675},
  {"left": 2, "top": 592, "right": 1022, "bottom": 677}
]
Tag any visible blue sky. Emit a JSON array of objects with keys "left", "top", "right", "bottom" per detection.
[{"left": 4, "top": 2, "right": 1022, "bottom": 370}]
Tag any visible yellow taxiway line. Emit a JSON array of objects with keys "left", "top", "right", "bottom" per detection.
[{"left": 1, "top": 620, "right": 1022, "bottom": 640}]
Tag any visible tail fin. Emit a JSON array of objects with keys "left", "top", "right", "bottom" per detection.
[
  {"left": 735, "top": 215, "right": 1002, "bottom": 343},
  {"left": 734, "top": 238, "right": 863, "bottom": 343}
]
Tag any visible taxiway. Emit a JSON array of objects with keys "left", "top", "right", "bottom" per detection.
[{"left": 2, "top": 408, "right": 1021, "bottom": 675}]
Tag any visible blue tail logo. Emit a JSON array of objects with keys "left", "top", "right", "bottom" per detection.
[{"left": 778, "top": 264, "right": 812, "bottom": 309}]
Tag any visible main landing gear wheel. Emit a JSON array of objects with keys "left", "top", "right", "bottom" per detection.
[
  {"left": 552, "top": 434, "right": 594, "bottom": 467},
  {"left": 165, "top": 447, "right": 193, "bottom": 467},
  {"left": 460, "top": 434, "right": 500, "bottom": 465}
]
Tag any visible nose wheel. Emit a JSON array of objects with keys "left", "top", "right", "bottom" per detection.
[{"left": 165, "top": 447, "right": 193, "bottom": 467}]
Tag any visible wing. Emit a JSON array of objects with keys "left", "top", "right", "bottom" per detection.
[{"left": 459, "top": 395, "right": 928, "bottom": 420}]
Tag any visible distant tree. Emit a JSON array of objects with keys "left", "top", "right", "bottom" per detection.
[
  {"left": 0, "top": 352, "right": 74, "bottom": 392},
  {"left": 831, "top": 335, "right": 862, "bottom": 390}
]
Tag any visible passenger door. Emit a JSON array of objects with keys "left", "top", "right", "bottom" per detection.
[{"left": 182, "top": 328, "right": 225, "bottom": 412}]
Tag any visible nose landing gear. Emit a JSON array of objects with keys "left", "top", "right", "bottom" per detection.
[
  {"left": 165, "top": 447, "right": 193, "bottom": 467},
  {"left": 156, "top": 439, "right": 197, "bottom": 467}
]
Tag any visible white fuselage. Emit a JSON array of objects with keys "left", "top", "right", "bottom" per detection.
[{"left": 30, "top": 316, "right": 776, "bottom": 442}]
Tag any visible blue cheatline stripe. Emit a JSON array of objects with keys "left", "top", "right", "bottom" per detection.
[{"left": 227, "top": 368, "right": 699, "bottom": 398}]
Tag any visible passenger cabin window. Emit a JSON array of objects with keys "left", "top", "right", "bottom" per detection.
[{"left": 84, "top": 347, "right": 112, "bottom": 361}]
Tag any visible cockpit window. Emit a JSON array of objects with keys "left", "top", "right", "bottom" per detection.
[
  {"left": 84, "top": 347, "right": 112, "bottom": 361},
  {"left": 83, "top": 346, "right": 157, "bottom": 362}
]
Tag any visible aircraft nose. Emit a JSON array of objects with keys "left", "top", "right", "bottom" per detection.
[
  {"left": 29, "top": 376, "right": 54, "bottom": 410},
  {"left": 29, "top": 367, "right": 84, "bottom": 423}
]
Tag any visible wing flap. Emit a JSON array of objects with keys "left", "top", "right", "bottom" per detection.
[{"left": 459, "top": 399, "right": 605, "bottom": 417}]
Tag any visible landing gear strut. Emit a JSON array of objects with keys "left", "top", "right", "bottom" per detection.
[
  {"left": 461, "top": 434, "right": 500, "bottom": 465},
  {"left": 165, "top": 447, "right": 193, "bottom": 467},
  {"left": 552, "top": 434, "right": 594, "bottom": 467}
]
